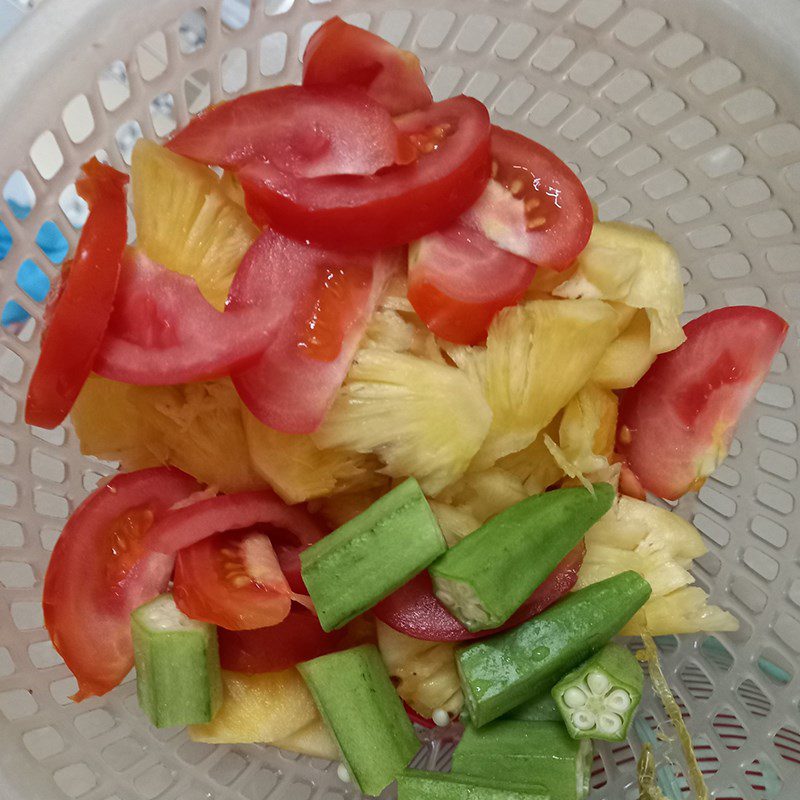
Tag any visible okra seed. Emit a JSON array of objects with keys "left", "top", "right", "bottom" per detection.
[
  {"left": 336, "top": 765, "right": 350, "bottom": 783},
  {"left": 432, "top": 708, "right": 450, "bottom": 727},
  {"left": 606, "top": 688, "right": 632, "bottom": 712},
  {"left": 571, "top": 710, "right": 596, "bottom": 731},
  {"left": 563, "top": 687, "right": 588, "bottom": 708},
  {"left": 598, "top": 712, "right": 623, "bottom": 734},
  {"left": 586, "top": 670, "right": 611, "bottom": 696}
]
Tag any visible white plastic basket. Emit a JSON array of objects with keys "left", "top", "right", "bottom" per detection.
[{"left": 0, "top": 0, "right": 798, "bottom": 798}]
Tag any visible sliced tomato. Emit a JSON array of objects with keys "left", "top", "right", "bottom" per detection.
[
  {"left": 146, "top": 489, "right": 324, "bottom": 554},
  {"left": 94, "top": 249, "right": 277, "bottom": 385},
  {"left": 407, "top": 221, "right": 536, "bottom": 345},
  {"left": 26, "top": 159, "right": 127, "bottom": 428},
  {"left": 302, "top": 17, "right": 432, "bottom": 116},
  {"left": 374, "top": 543, "right": 585, "bottom": 641},
  {"left": 228, "top": 228, "right": 402, "bottom": 433},
  {"left": 42, "top": 467, "right": 200, "bottom": 700},
  {"left": 463, "top": 127, "right": 593, "bottom": 271},
  {"left": 218, "top": 607, "right": 346, "bottom": 673},
  {"left": 239, "top": 95, "right": 491, "bottom": 250},
  {"left": 168, "top": 84, "right": 408, "bottom": 177},
  {"left": 173, "top": 529, "right": 296, "bottom": 630},
  {"left": 617, "top": 306, "right": 789, "bottom": 500}
]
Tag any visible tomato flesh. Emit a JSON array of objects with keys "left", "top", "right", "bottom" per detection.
[
  {"left": 408, "top": 221, "right": 536, "bottom": 345},
  {"left": 617, "top": 306, "right": 789, "bottom": 500},
  {"left": 94, "top": 250, "right": 278, "bottom": 385},
  {"left": 374, "top": 543, "right": 585, "bottom": 641},
  {"left": 302, "top": 16, "right": 432, "bottom": 116},
  {"left": 168, "top": 85, "right": 406, "bottom": 177},
  {"left": 26, "top": 159, "right": 128, "bottom": 428},
  {"left": 239, "top": 95, "right": 491, "bottom": 250},
  {"left": 42, "top": 468, "right": 200, "bottom": 700},
  {"left": 464, "top": 127, "right": 594, "bottom": 271}
]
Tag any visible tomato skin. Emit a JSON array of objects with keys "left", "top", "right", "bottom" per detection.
[
  {"left": 239, "top": 95, "right": 491, "bottom": 250},
  {"left": 618, "top": 306, "right": 789, "bottom": 500},
  {"left": 408, "top": 222, "right": 536, "bottom": 345},
  {"left": 26, "top": 158, "right": 128, "bottom": 429},
  {"left": 168, "top": 84, "right": 405, "bottom": 177},
  {"left": 302, "top": 17, "right": 432, "bottom": 115},
  {"left": 218, "top": 608, "right": 346, "bottom": 673},
  {"left": 374, "top": 544, "right": 585, "bottom": 641},
  {"left": 42, "top": 467, "right": 200, "bottom": 700}
]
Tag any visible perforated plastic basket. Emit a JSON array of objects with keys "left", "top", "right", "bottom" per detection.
[{"left": 0, "top": 0, "right": 798, "bottom": 798}]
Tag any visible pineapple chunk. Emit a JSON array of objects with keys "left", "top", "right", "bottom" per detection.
[
  {"left": 472, "top": 299, "right": 618, "bottom": 466},
  {"left": 244, "top": 409, "right": 381, "bottom": 504},
  {"left": 641, "top": 587, "right": 738, "bottom": 635},
  {"left": 376, "top": 621, "right": 463, "bottom": 719},
  {"left": 497, "top": 419, "right": 565, "bottom": 495},
  {"left": 273, "top": 719, "right": 339, "bottom": 760},
  {"left": 592, "top": 309, "right": 657, "bottom": 389},
  {"left": 435, "top": 467, "right": 527, "bottom": 525},
  {"left": 131, "top": 139, "right": 258, "bottom": 310},
  {"left": 553, "top": 221, "right": 685, "bottom": 354},
  {"left": 314, "top": 348, "right": 492, "bottom": 494},
  {"left": 428, "top": 501, "right": 480, "bottom": 546},
  {"left": 314, "top": 484, "right": 393, "bottom": 529}
]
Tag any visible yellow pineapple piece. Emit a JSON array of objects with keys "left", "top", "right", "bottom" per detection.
[
  {"left": 273, "top": 719, "right": 339, "bottom": 760},
  {"left": 524, "top": 262, "right": 579, "bottom": 299},
  {"left": 376, "top": 621, "right": 463, "bottom": 719},
  {"left": 553, "top": 221, "right": 685, "bottom": 354},
  {"left": 131, "top": 139, "right": 258, "bottom": 310},
  {"left": 314, "top": 484, "right": 393, "bottom": 529},
  {"left": 639, "top": 587, "right": 738, "bottom": 636},
  {"left": 497, "top": 419, "right": 565, "bottom": 495},
  {"left": 472, "top": 299, "right": 618, "bottom": 466},
  {"left": 314, "top": 348, "right": 492, "bottom": 494},
  {"left": 592, "top": 309, "right": 657, "bottom": 390},
  {"left": 428, "top": 501, "right": 480, "bottom": 546},
  {"left": 434, "top": 466, "right": 528, "bottom": 526}
]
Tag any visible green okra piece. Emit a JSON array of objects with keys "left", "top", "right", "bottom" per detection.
[
  {"left": 132, "top": 593, "right": 222, "bottom": 728},
  {"left": 552, "top": 642, "right": 643, "bottom": 742},
  {"left": 397, "top": 770, "right": 550, "bottom": 800},
  {"left": 452, "top": 720, "right": 592, "bottom": 800},
  {"left": 456, "top": 571, "right": 652, "bottom": 727},
  {"left": 504, "top": 691, "right": 563, "bottom": 722},
  {"left": 298, "top": 645, "right": 419, "bottom": 796},
  {"left": 301, "top": 477, "right": 447, "bottom": 631},
  {"left": 430, "top": 484, "right": 615, "bottom": 632}
]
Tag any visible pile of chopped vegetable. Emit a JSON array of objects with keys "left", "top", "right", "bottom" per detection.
[{"left": 27, "top": 16, "right": 789, "bottom": 799}]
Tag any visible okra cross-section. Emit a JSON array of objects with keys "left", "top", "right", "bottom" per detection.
[
  {"left": 552, "top": 642, "right": 643, "bottom": 742},
  {"left": 301, "top": 477, "right": 447, "bottom": 631}
]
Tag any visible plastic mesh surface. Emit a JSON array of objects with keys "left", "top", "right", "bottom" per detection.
[{"left": 0, "top": 1, "right": 798, "bottom": 798}]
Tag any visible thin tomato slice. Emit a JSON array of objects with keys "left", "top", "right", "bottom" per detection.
[
  {"left": 94, "top": 250, "right": 277, "bottom": 385},
  {"left": 228, "top": 228, "right": 402, "bottom": 433},
  {"left": 302, "top": 17, "right": 432, "bottom": 115},
  {"left": 42, "top": 467, "right": 200, "bottom": 700},
  {"left": 408, "top": 221, "right": 536, "bottom": 345},
  {"left": 464, "top": 127, "right": 593, "bottom": 271},
  {"left": 173, "top": 529, "right": 296, "bottom": 630},
  {"left": 168, "top": 84, "right": 407, "bottom": 177},
  {"left": 25, "top": 159, "right": 127, "bottom": 428},
  {"left": 239, "top": 95, "right": 491, "bottom": 250},
  {"left": 374, "top": 544, "right": 585, "bottom": 641},
  {"left": 618, "top": 306, "right": 788, "bottom": 500}
]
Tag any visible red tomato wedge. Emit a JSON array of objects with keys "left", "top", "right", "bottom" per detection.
[
  {"left": 374, "top": 543, "right": 585, "bottom": 641},
  {"left": 94, "top": 250, "right": 277, "bottom": 385},
  {"left": 25, "top": 159, "right": 127, "bottom": 429},
  {"left": 146, "top": 489, "right": 324, "bottom": 554},
  {"left": 302, "top": 17, "right": 432, "bottom": 116},
  {"left": 464, "top": 127, "right": 593, "bottom": 271},
  {"left": 228, "top": 228, "right": 402, "bottom": 433},
  {"left": 218, "top": 607, "right": 346, "bottom": 673},
  {"left": 618, "top": 306, "right": 789, "bottom": 500},
  {"left": 408, "top": 221, "right": 536, "bottom": 345},
  {"left": 42, "top": 467, "right": 200, "bottom": 701},
  {"left": 168, "top": 85, "right": 408, "bottom": 177},
  {"left": 238, "top": 95, "right": 491, "bottom": 250},
  {"left": 173, "top": 529, "right": 298, "bottom": 630}
]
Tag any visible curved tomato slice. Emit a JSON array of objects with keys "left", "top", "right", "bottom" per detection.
[
  {"left": 173, "top": 529, "right": 297, "bottom": 630},
  {"left": 168, "top": 84, "right": 406, "bottom": 177},
  {"left": 146, "top": 489, "right": 324, "bottom": 554},
  {"left": 94, "top": 250, "right": 277, "bottom": 385},
  {"left": 302, "top": 17, "right": 432, "bottom": 116},
  {"left": 218, "top": 607, "right": 346, "bottom": 673},
  {"left": 26, "top": 159, "right": 127, "bottom": 428},
  {"left": 617, "top": 306, "right": 789, "bottom": 500},
  {"left": 42, "top": 467, "right": 200, "bottom": 700},
  {"left": 239, "top": 95, "right": 491, "bottom": 250},
  {"left": 228, "top": 228, "right": 402, "bottom": 433},
  {"left": 464, "top": 127, "right": 593, "bottom": 271},
  {"left": 374, "top": 543, "right": 585, "bottom": 641},
  {"left": 408, "top": 221, "right": 536, "bottom": 345}
]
